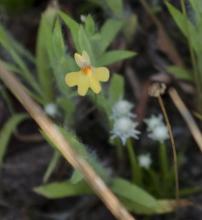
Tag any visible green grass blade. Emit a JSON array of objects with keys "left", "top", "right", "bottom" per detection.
[{"left": 0, "top": 114, "right": 27, "bottom": 166}]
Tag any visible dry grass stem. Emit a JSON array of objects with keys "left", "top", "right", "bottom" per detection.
[
  {"left": 0, "top": 63, "right": 135, "bottom": 220},
  {"left": 169, "top": 87, "right": 202, "bottom": 152}
]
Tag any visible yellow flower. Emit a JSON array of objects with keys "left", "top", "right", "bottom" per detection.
[{"left": 65, "top": 51, "right": 110, "bottom": 96}]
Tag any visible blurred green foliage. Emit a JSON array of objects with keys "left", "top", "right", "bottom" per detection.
[{"left": 0, "top": 0, "right": 34, "bottom": 13}]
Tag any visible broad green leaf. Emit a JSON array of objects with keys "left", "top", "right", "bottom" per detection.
[
  {"left": 111, "top": 178, "right": 157, "bottom": 208},
  {"left": 109, "top": 74, "right": 124, "bottom": 105},
  {"left": 34, "top": 180, "right": 91, "bottom": 199},
  {"left": 0, "top": 114, "right": 27, "bottom": 165},
  {"left": 59, "top": 11, "right": 80, "bottom": 51},
  {"left": 166, "top": 65, "right": 193, "bottom": 81},
  {"left": 36, "top": 6, "right": 57, "bottom": 103},
  {"left": 97, "top": 50, "right": 136, "bottom": 66},
  {"left": 100, "top": 19, "right": 123, "bottom": 53}
]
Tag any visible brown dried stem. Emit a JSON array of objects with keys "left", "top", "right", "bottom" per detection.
[{"left": 169, "top": 87, "right": 202, "bottom": 152}]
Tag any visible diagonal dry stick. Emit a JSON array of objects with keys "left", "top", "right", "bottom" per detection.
[
  {"left": 0, "top": 63, "right": 135, "bottom": 220},
  {"left": 169, "top": 87, "right": 202, "bottom": 152}
]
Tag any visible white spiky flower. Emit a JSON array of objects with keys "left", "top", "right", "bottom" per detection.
[
  {"left": 145, "top": 114, "right": 169, "bottom": 142},
  {"left": 138, "top": 154, "right": 152, "bottom": 169},
  {"left": 144, "top": 114, "right": 163, "bottom": 131},
  {"left": 112, "top": 100, "right": 135, "bottom": 119},
  {"left": 44, "top": 103, "right": 58, "bottom": 117},
  {"left": 111, "top": 117, "right": 140, "bottom": 145}
]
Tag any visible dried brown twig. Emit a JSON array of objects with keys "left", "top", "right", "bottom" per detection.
[
  {"left": 0, "top": 63, "right": 135, "bottom": 220},
  {"left": 169, "top": 88, "right": 202, "bottom": 152}
]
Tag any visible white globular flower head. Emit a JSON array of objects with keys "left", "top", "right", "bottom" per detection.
[
  {"left": 111, "top": 117, "right": 140, "bottom": 145},
  {"left": 144, "top": 114, "right": 163, "bottom": 131},
  {"left": 112, "top": 100, "right": 135, "bottom": 119},
  {"left": 148, "top": 124, "right": 169, "bottom": 142},
  {"left": 145, "top": 114, "right": 169, "bottom": 142},
  {"left": 44, "top": 103, "right": 58, "bottom": 117},
  {"left": 138, "top": 153, "right": 152, "bottom": 169}
]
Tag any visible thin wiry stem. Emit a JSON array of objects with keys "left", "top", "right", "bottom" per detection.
[
  {"left": 157, "top": 95, "right": 180, "bottom": 201},
  {"left": 180, "top": 0, "right": 201, "bottom": 104}
]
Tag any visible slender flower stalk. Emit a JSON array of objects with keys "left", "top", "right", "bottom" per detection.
[
  {"left": 126, "top": 139, "right": 142, "bottom": 185},
  {"left": 159, "top": 141, "right": 169, "bottom": 182}
]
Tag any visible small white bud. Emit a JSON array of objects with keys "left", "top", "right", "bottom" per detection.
[
  {"left": 44, "top": 103, "right": 58, "bottom": 117},
  {"left": 80, "top": 15, "right": 86, "bottom": 22},
  {"left": 138, "top": 154, "right": 152, "bottom": 169}
]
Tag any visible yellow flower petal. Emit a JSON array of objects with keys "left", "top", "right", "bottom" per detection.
[
  {"left": 77, "top": 73, "right": 90, "bottom": 96},
  {"left": 94, "top": 67, "right": 109, "bottom": 82},
  {"left": 89, "top": 76, "right": 101, "bottom": 94},
  {"left": 82, "top": 51, "right": 90, "bottom": 64},
  {"left": 65, "top": 71, "right": 80, "bottom": 87},
  {"left": 74, "top": 50, "right": 90, "bottom": 68}
]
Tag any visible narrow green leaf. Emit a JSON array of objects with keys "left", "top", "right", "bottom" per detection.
[
  {"left": 123, "top": 198, "right": 178, "bottom": 215},
  {"left": 166, "top": 2, "right": 196, "bottom": 39},
  {"left": 84, "top": 15, "right": 96, "bottom": 35},
  {"left": 34, "top": 180, "right": 91, "bottom": 199},
  {"left": 59, "top": 11, "right": 80, "bottom": 51},
  {"left": 106, "top": 0, "right": 123, "bottom": 16},
  {"left": 48, "top": 19, "right": 73, "bottom": 96},
  {"left": 0, "top": 114, "right": 27, "bottom": 165},
  {"left": 111, "top": 178, "right": 157, "bottom": 208},
  {"left": 100, "top": 19, "right": 123, "bottom": 53},
  {"left": 36, "top": 6, "right": 57, "bottom": 103},
  {"left": 70, "top": 170, "right": 83, "bottom": 184},
  {"left": 52, "top": 18, "right": 66, "bottom": 59},
  {"left": 93, "top": 92, "right": 111, "bottom": 117},
  {"left": 109, "top": 74, "right": 124, "bottom": 105},
  {"left": 97, "top": 50, "right": 136, "bottom": 66},
  {"left": 166, "top": 65, "right": 193, "bottom": 81},
  {"left": 43, "top": 150, "right": 61, "bottom": 183},
  {"left": 0, "top": 25, "right": 41, "bottom": 95}
]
